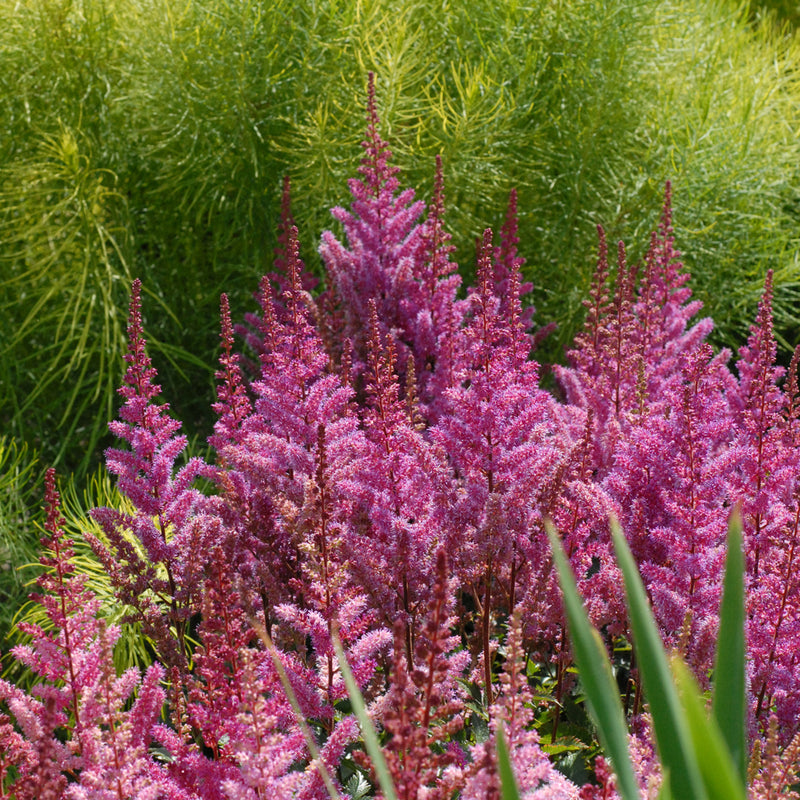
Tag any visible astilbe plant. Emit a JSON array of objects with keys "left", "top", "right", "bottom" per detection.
[
  {"left": 725, "top": 271, "right": 800, "bottom": 739},
  {"left": 460, "top": 614, "right": 579, "bottom": 800},
  {"left": 608, "top": 342, "right": 733, "bottom": 682},
  {"left": 9, "top": 75, "right": 800, "bottom": 799},
  {"left": 319, "top": 72, "right": 428, "bottom": 384},
  {"left": 375, "top": 550, "right": 470, "bottom": 800},
  {"left": 86, "top": 278, "right": 213, "bottom": 673},
  {"left": 431, "top": 227, "right": 565, "bottom": 705},
  {"left": 0, "top": 470, "right": 173, "bottom": 799}
]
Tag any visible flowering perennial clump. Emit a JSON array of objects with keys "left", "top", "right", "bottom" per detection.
[{"left": 3, "top": 75, "right": 800, "bottom": 798}]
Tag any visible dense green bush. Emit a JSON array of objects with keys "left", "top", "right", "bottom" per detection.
[
  {"left": 2, "top": 0, "right": 800, "bottom": 474},
  {"left": 0, "top": 439, "right": 39, "bottom": 648}
]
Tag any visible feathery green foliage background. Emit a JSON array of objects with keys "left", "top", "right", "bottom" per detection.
[{"left": 2, "top": 0, "right": 800, "bottom": 477}]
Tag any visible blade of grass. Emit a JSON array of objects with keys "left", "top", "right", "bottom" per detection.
[
  {"left": 711, "top": 508, "right": 746, "bottom": 782},
  {"left": 671, "top": 656, "right": 747, "bottom": 800},
  {"left": 610, "top": 519, "right": 707, "bottom": 800},
  {"left": 254, "top": 623, "right": 342, "bottom": 800},
  {"left": 331, "top": 629, "right": 398, "bottom": 800},
  {"left": 546, "top": 522, "right": 640, "bottom": 800},
  {"left": 496, "top": 724, "right": 522, "bottom": 800}
]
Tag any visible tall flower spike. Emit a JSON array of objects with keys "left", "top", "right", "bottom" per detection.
[
  {"left": 380, "top": 551, "right": 469, "bottom": 800},
  {"left": 433, "top": 228, "right": 565, "bottom": 706},
  {"left": 406, "top": 154, "right": 464, "bottom": 419},
  {"left": 725, "top": 273, "right": 800, "bottom": 735},
  {"left": 556, "top": 190, "right": 716, "bottom": 475},
  {"left": 632, "top": 183, "right": 713, "bottom": 417},
  {"left": 236, "top": 177, "right": 319, "bottom": 370},
  {"left": 210, "top": 293, "right": 253, "bottom": 452},
  {"left": 604, "top": 343, "right": 732, "bottom": 681},
  {"left": 464, "top": 614, "right": 580, "bottom": 799},
  {"left": 492, "top": 188, "right": 534, "bottom": 332},
  {"left": 343, "top": 298, "right": 452, "bottom": 664},
  {"left": 90, "top": 279, "right": 210, "bottom": 670},
  {"left": 0, "top": 470, "right": 174, "bottom": 798},
  {"left": 728, "top": 270, "right": 786, "bottom": 578},
  {"left": 218, "top": 221, "right": 368, "bottom": 634},
  {"left": 358, "top": 71, "right": 401, "bottom": 198},
  {"left": 0, "top": 469, "right": 87, "bottom": 796},
  {"left": 319, "top": 72, "right": 427, "bottom": 379}
]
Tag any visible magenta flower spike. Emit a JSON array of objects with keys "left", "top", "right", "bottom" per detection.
[
  {"left": 0, "top": 471, "right": 176, "bottom": 799},
  {"left": 89, "top": 279, "right": 210, "bottom": 670},
  {"left": 319, "top": 73, "right": 427, "bottom": 381}
]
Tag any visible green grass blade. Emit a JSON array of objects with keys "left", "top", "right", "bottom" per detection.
[
  {"left": 656, "top": 771, "right": 672, "bottom": 800},
  {"left": 610, "top": 521, "right": 707, "bottom": 800},
  {"left": 332, "top": 631, "right": 398, "bottom": 800},
  {"left": 546, "top": 523, "right": 641, "bottom": 800},
  {"left": 711, "top": 509, "right": 747, "bottom": 782},
  {"left": 496, "top": 725, "right": 522, "bottom": 800},
  {"left": 256, "top": 625, "right": 342, "bottom": 800},
  {"left": 672, "top": 657, "right": 747, "bottom": 800}
]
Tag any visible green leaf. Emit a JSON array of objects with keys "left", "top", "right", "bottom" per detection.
[
  {"left": 711, "top": 509, "right": 747, "bottom": 783},
  {"left": 496, "top": 725, "right": 522, "bottom": 800},
  {"left": 332, "top": 631, "right": 398, "bottom": 800},
  {"left": 656, "top": 770, "right": 672, "bottom": 800},
  {"left": 610, "top": 520, "right": 708, "bottom": 800},
  {"left": 672, "top": 657, "right": 747, "bottom": 800},
  {"left": 546, "top": 523, "right": 641, "bottom": 800}
]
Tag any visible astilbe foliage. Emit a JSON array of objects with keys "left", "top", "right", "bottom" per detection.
[{"left": 10, "top": 76, "right": 800, "bottom": 798}]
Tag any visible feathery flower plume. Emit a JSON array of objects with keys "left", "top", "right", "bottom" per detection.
[
  {"left": 89, "top": 279, "right": 210, "bottom": 670},
  {"left": 0, "top": 470, "right": 173, "bottom": 798},
  {"left": 319, "top": 72, "right": 427, "bottom": 380}
]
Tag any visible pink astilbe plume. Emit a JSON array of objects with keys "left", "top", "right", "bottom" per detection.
[
  {"left": 343, "top": 300, "right": 454, "bottom": 664},
  {"left": 725, "top": 272, "right": 800, "bottom": 736},
  {"left": 463, "top": 615, "right": 580, "bottom": 800},
  {"left": 727, "top": 270, "right": 788, "bottom": 578},
  {"left": 0, "top": 469, "right": 87, "bottom": 796},
  {"left": 631, "top": 182, "right": 712, "bottom": 399},
  {"left": 0, "top": 470, "right": 175, "bottom": 799},
  {"left": 401, "top": 154, "right": 465, "bottom": 419},
  {"left": 271, "top": 421, "right": 392, "bottom": 719},
  {"left": 210, "top": 293, "right": 253, "bottom": 452},
  {"left": 216, "top": 223, "right": 366, "bottom": 623},
  {"left": 749, "top": 717, "right": 800, "bottom": 799},
  {"left": 556, "top": 186, "right": 716, "bottom": 473},
  {"left": 319, "top": 72, "right": 427, "bottom": 380},
  {"left": 237, "top": 177, "right": 321, "bottom": 369},
  {"left": 67, "top": 624, "right": 171, "bottom": 800},
  {"left": 432, "top": 228, "right": 564, "bottom": 703},
  {"left": 554, "top": 229, "right": 637, "bottom": 471},
  {"left": 89, "top": 279, "right": 212, "bottom": 670},
  {"left": 747, "top": 352, "right": 800, "bottom": 737},
  {"left": 540, "top": 413, "right": 622, "bottom": 644},
  {"left": 158, "top": 548, "right": 324, "bottom": 800},
  {"left": 492, "top": 188, "right": 539, "bottom": 340},
  {"left": 604, "top": 342, "right": 733, "bottom": 681}
]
